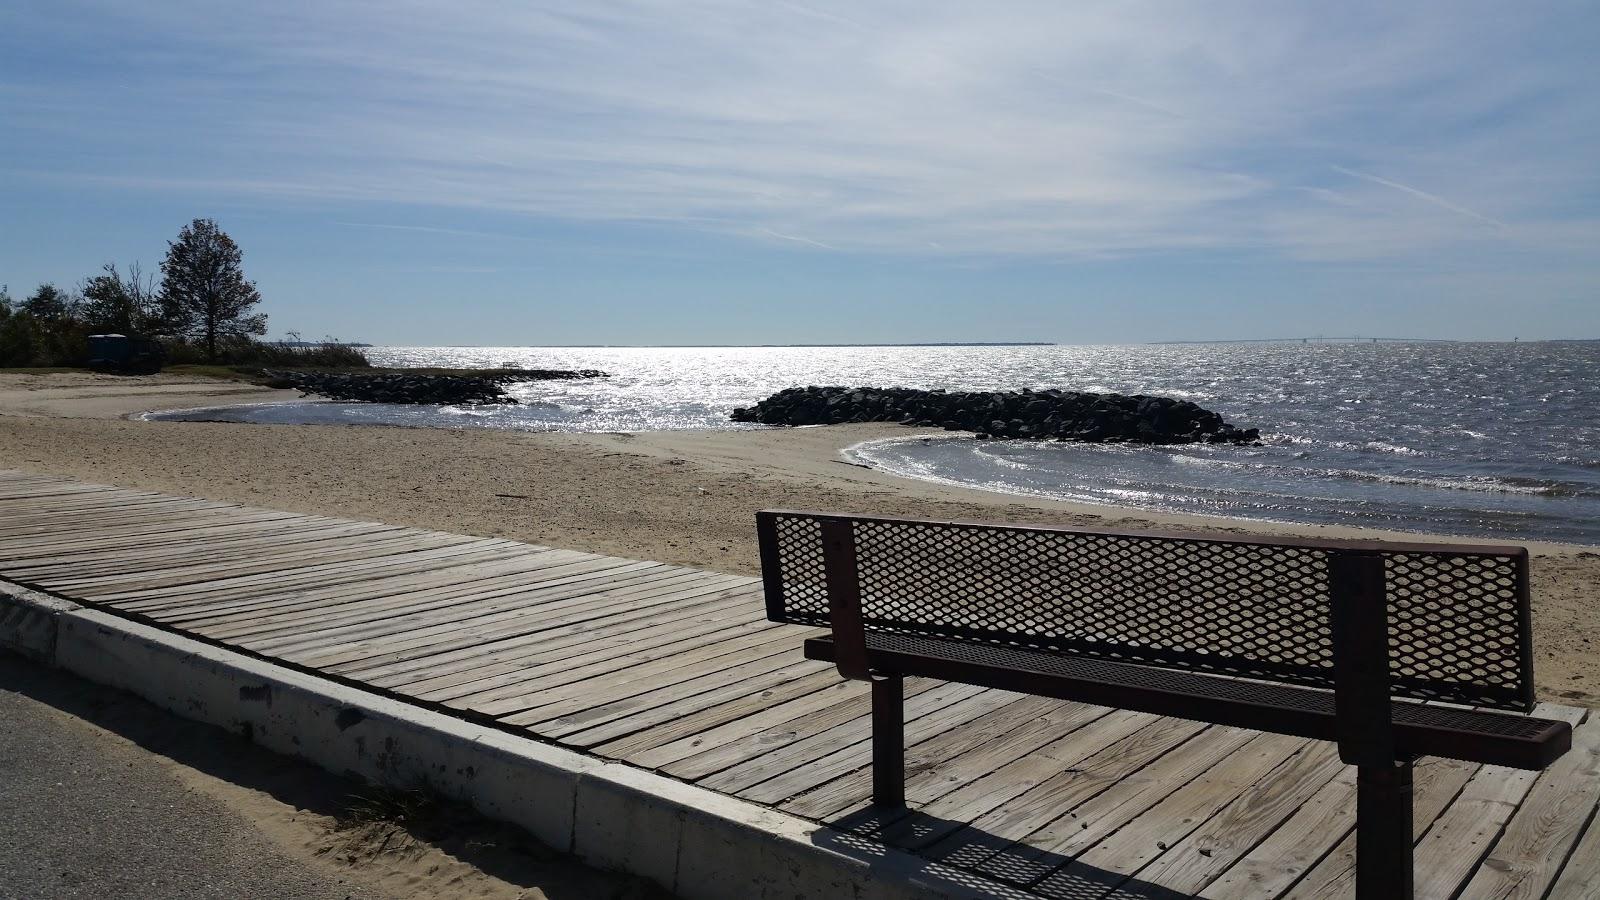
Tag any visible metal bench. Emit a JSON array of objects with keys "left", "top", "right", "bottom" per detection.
[{"left": 756, "top": 510, "right": 1572, "bottom": 898}]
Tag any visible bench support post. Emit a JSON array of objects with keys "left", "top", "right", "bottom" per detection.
[
  {"left": 1330, "top": 551, "right": 1412, "bottom": 899},
  {"left": 1357, "top": 759, "right": 1413, "bottom": 900},
  {"left": 872, "top": 675, "right": 905, "bottom": 806},
  {"left": 819, "top": 517, "right": 907, "bottom": 807}
]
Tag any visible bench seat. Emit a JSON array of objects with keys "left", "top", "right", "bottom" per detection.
[{"left": 803, "top": 632, "right": 1571, "bottom": 770}]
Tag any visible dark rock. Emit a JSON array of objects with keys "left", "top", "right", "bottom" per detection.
[{"left": 728, "top": 385, "right": 1259, "bottom": 445}]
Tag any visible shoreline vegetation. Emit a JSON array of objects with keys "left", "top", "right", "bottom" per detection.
[
  {"left": 2, "top": 216, "right": 617, "bottom": 405},
  {"left": 1, "top": 217, "right": 378, "bottom": 374}
]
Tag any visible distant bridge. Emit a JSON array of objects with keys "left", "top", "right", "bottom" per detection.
[{"left": 1148, "top": 336, "right": 1462, "bottom": 345}]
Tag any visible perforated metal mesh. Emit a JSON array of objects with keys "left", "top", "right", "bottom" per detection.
[{"left": 759, "top": 512, "right": 1533, "bottom": 711}]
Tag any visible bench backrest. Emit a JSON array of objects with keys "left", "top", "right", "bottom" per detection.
[{"left": 757, "top": 510, "right": 1535, "bottom": 712}]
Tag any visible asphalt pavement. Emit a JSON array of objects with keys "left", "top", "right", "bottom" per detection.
[{"left": 0, "top": 653, "right": 380, "bottom": 900}]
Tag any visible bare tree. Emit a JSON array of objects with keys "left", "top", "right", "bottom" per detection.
[{"left": 81, "top": 262, "right": 157, "bottom": 333}]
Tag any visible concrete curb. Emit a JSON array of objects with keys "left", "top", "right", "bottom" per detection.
[
  {"left": 1, "top": 582, "right": 1026, "bottom": 900},
  {"left": 0, "top": 580, "right": 79, "bottom": 663}
]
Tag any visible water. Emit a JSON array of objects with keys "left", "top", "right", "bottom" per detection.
[{"left": 150, "top": 342, "right": 1600, "bottom": 545}]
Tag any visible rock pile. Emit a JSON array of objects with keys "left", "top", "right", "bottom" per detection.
[
  {"left": 477, "top": 368, "right": 609, "bottom": 383},
  {"left": 731, "top": 386, "right": 1259, "bottom": 444},
  {"left": 260, "top": 367, "right": 609, "bottom": 405},
  {"left": 262, "top": 371, "right": 516, "bottom": 404}
]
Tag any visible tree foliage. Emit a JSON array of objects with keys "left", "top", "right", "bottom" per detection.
[
  {"left": 158, "top": 218, "right": 267, "bottom": 361},
  {"left": 22, "top": 283, "right": 78, "bottom": 323},
  {"left": 0, "top": 283, "right": 87, "bottom": 366},
  {"left": 81, "top": 262, "right": 158, "bottom": 334}
]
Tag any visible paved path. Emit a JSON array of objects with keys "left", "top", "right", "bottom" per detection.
[{"left": 0, "top": 655, "right": 377, "bottom": 900}]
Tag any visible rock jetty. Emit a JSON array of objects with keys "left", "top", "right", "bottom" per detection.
[
  {"left": 731, "top": 386, "right": 1259, "bottom": 444},
  {"left": 260, "top": 368, "right": 608, "bottom": 405}
]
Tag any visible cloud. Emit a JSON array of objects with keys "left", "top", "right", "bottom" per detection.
[
  {"left": 756, "top": 228, "right": 836, "bottom": 251},
  {"left": 1331, "top": 167, "right": 1508, "bottom": 229},
  {"left": 4, "top": 1, "right": 1597, "bottom": 262}
]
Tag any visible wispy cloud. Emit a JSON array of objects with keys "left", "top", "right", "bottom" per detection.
[
  {"left": 757, "top": 228, "right": 836, "bottom": 250},
  {"left": 1332, "top": 166, "right": 1509, "bottom": 229},
  {"left": 3, "top": 1, "right": 1596, "bottom": 263}
]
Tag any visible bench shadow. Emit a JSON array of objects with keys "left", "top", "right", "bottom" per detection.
[{"left": 813, "top": 804, "right": 1193, "bottom": 899}]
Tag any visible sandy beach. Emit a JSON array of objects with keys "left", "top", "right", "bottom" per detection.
[{"left": 2, "top": 371, "right": 1596, "bottom": 706}]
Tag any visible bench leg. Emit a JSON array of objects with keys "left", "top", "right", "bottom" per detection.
[
  {"left": 1356, "top": 759, "right": 1413, "bottom": 900},
  {"left": 871, "top": 675, "right": 905, "bottom": 807}
]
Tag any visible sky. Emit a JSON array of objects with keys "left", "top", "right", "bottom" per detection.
[{"left": 2, "top": 1, "right": 1597, "bottom": 345}]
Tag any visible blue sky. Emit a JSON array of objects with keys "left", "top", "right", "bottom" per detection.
[{"left": 2, "top": 2, "right": 1596, "bottom": 345}]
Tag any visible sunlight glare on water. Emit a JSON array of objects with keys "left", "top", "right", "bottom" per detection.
[{"left": 150, "top": 342, "right": 1600, "bottom": 544}]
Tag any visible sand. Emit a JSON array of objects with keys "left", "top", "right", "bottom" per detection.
[{"left": 2, "top": 371, "right": 1596, "bottom": 706}]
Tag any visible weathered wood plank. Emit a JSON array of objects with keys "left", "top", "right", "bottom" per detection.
[
  {"left": 731, "top": 688, "right": 1031, "bottom": 805},
  {"left": 1127, "top": 741, "right": 1344, "bottom": 896},
  {"left": 1197, "top": 765, "right": 1356, "bottom": 899},
  {"left": 1286, "top": 755, "right": 1480, "bottom": 900},
  {"left": 786, "top": 700, "right": 1125, "bottom": 826},
  {"left": 926, "top": 717, "right": 1220, "bottom": 873},
  {"left": 596, "top": 668, "right": 850, "bottom": 759},
  {"left": 1455, "top": 710, "right": 1599, "bottom": 900}
]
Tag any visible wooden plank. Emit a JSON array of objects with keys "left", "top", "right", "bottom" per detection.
[
  {"left": 380, "top": 595, "right": 774, "bottom": 700},
  {"left": 1408, "top": 703, "right": 1588, "bottom": 900},
  {"left": 1122, "top": 741, "right": 1344, "bottom": 896},
  {"left": 50, "top": 530, "right": 491, "bottom": 593},
  {"left": 0, "top": 508, "right": 243, "bottom": 544},
  {"left": 196, "top": 550, "right": 606, "bottom": 643},
  {"left": 1197, "top": 765, "right": 1356, "bottom": 899},
  {"left": 783, "top": 699, "right": 1122, "bottom": 825},
  {"left": 135, "top": 546, "right": 626, "bottom": 627},
  {"left": 1032, "top": 732, "right": 1313, "bottom": 894},
  {"left": 1544, "top": 796, "right": 1600, "bottom": 899},
  {"left": 2, "top": 522, "right": 396, "bottom": 576},
  {"left": 84, "top": 540, "right": 524, "bottom": 606},
  {"left": 926, "top": 717, "right": 1219, "bottom": 872},
  {"left": 564, "top": 664, "right": 843, "bottom": 750},
  {"left": 156, "top": 549, "right": 631, "bottom": 632},
  {"left": 843, "top": 705, "right": 1149, "bottom": 844},
  {"left": 1287, "top": 755, "right": 1481, "bottom": 899},
  {"left": 980, "top": 729, "right": 1289, "bottom": 888},
  {"left": 483, "top": 628, "right": 805, "bottom": 723},
  {"left": 57, "top": 535, "right": 488, "bottom": 599},
  {"left": 339, "top": 583, "right": 764, "bottom": 690},
  {"left": 190, "top": 558, "right": 677, "bottom": 646},
  {"left": 0, "top": 510, "right": 313, "bottom": 558},
  {"left": 428, "top": 611, "right": 785, "bottom": 708},
  {"left": 728, "top": 688, "right": 1031, "bottom": 805},
  {"left": 681, "top": 680, "right": 984, "bottom": 788},
  {"left": 1455, "top": 710, "right": 1600, "bottom": 900},
  {"left": 320, "top": 570, "right": 743, "bottom": 677},
  {"left": 517, "top": 652, "right": 833, "bottom": 738},
  {"left": 593, "top": 668, "right": 851, "bottom": 758},
  {"left": 3, "top": 521, "right": 404, "bottom": 575}
]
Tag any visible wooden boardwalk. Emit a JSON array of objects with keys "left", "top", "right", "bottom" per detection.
[{"left": 2, "top": 469, "right": 1596, "bottom": 899}]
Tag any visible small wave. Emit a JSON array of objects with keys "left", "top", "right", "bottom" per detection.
[
  {"left": 970, "top": 445, "right": 1040, "bottom": 471},
  {"left": 1323, "top": 467, "right": 1560, "bottom": 495},
  {"left": 1363, "top": 441, "right": 1426, "bottom": 456}
]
